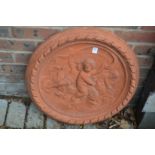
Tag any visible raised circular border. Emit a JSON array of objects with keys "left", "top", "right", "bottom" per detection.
[{"left": 26, "top": 28, "right": 139, "bottom": 124}]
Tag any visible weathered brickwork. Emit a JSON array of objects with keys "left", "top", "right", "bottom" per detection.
[
  {"left": 6, "top": 101, "right": 26, "bottom": 128},
  {"left": 0, "top": 26, "right": 155, "bottom": 107},
  {"left": 25, "top": 103, "right": 44, "bottom": 129}
]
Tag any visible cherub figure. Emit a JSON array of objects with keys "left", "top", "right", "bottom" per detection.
[{"left": 73, "top": 58, "right": 99, "bottom": 104}]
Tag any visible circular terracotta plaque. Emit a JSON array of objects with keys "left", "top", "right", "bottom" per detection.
[{"left": 26, "top": 28, "right": 139, "bottom": 124}]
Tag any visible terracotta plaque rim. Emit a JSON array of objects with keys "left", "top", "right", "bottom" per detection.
[{"left": 26, "top": 28, "right": 139, "bottom": 124}]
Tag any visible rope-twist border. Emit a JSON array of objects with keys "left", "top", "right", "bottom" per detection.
[{"left": 26, "top": 28, "right": 139, "bottom": 124}]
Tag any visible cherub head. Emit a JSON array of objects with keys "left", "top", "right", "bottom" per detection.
[{"left": 82, "top": 58, "right": 96, "bottom": 72}]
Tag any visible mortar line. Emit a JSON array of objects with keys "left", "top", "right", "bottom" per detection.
[
  {"left": 3, "top": 100, "right": 11, "bottom": 127},
  {"left": 0, "top": 50, "right": 33, "bottom": 54},
  {"left": 137, "top": 55, "right": 153, "bottom": 58},
  {"left": 8, "top": 27, "right": 13, "bottom": 38},
  {"left": 11, "top": 26, "right": 66, "bottom": 30},
  {"left": 23, "top": 102, "right": 31, "bottom": 129},
  {"left": 43, "top": 115, "right": 47, "bottom": 129},
  {"left": 101, "top": 27, "right": 155, "bottom": 33},
  {"left": 0, "top": 82, "right": 25, "bottom": 84},
  {"left": 128, "top": 42, "right": 155, "bottom": 46},
  {"left": 0, "top": 37, "right": 43, "bottom": 42},
  {"left": 0, "top": 62, "right": 27, "bottom": 65}
]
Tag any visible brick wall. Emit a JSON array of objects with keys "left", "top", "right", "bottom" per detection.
[{"left": 0, "top": 26, "right": 155, "bottom": 106}]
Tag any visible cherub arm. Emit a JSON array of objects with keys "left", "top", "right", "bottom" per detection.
[
  {"left": 91, "top": 63, "right": 104, "bottom": 75},
  {"left": 81, "top": 74, "right": 96, "bottom": 86}
]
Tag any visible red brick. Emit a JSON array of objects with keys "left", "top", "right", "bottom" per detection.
[
  {"left": 127, "top": 43, "right": 133, "bottom": 49},
  {"left": 0, "top": 83, "right": 27, "bottom": 96},
  {"left": 141, "top": 26, "right": 155, "bottom": 31},
  {"left": 0, "top": 52, "right": 13, "bottom": 63},
  {"left": 114, "top": 31, "right": 155, "bottom": 43},
  {"left": 0, "top": 73, "right": 24, "bottom": 83},
  {"left": 15, "top": 53, "right": 31, "bottom": 64},
  {"left": 0, "top": 27, "right": 11, "bottom": 37},
  {"left": 0, "top": 65, "right": 26, "bottom": 74},
  {"left": 12, "top": 27, "right": 60, "bottom": 39},
  {"left": 0, "top": 39, "right": 37, "bottom": 51},
  {"left": 133, "top": 44, "right": 155, "bottom": 55}
]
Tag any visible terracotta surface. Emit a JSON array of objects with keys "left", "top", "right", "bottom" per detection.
[{"left": 26, "top": 28, "right": 139, "bottom": 124}]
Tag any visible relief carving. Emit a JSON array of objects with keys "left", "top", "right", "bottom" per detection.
[
  {"left": 41, "top": 51, "right": 119, "bottom": 107},
  {"left": 27, "top": 28, "right": 139, "bottom": 124}
]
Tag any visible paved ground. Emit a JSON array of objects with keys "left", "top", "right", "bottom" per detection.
[{"left": 0, "top": 98, "right": 137, "bottom": 129}]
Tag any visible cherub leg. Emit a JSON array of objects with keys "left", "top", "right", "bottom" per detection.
[
  {"left": 71, "top": 85, "right": 88, "bottom": 103},
  {"left": 88, "top": 87, "right": 99, "bottom": 105}
]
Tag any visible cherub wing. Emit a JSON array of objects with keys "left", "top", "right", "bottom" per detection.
[
  {"left": 94, "top": 53, "right": 119, "bottom": 93},
  {"left": 94, "top": 52, "right": 117, "bottom": 76}
]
